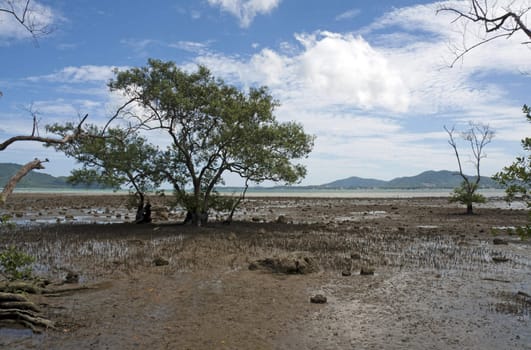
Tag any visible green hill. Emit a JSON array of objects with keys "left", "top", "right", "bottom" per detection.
[
  {"left": 0, "top": 163, "right": 104, "bottom": 189},
  {"left": 320, "top": 170, "right": 501, "bottom": 189}
]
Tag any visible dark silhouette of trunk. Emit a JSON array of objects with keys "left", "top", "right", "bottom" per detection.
[
  {"left": 183, "top": 209, "right": 208, "bottom": 226},
  {"left": 466, "top": 203, "right": 473, "bottom": 215}
]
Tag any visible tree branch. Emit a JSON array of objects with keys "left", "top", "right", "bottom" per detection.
[
  {"left": 0, "top": 158, "right": 48, "bottom": 205},
  {"left": 0, "top": 114, "right": 88, "bottom": 151}
]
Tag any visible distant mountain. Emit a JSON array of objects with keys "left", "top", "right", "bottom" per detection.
[
  {"left": 320, "top": 176, "right": 387, "bottom": 189},
  {"left": 0, "top": 163, "right": 105, "bottom": 189},
  {"left": 320, "top": 170, "right": 501, "bottom": 189}
]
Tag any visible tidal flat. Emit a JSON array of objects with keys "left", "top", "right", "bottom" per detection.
[{"left": 0, "top": 193, "right": 530, "bottom": 349}]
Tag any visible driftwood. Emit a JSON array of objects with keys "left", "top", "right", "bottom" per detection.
[
  {"left": 0, "top": 279, "right": 96, "bottom": 333},
  {"left": 0, "top": 158, "right": 47, "bottom": 205},
  {"left": 0, "top": 291, "right": 53, "bottom": 333},
  {"left": 0, "top": 113, "right": 88, "bottom": 206}
]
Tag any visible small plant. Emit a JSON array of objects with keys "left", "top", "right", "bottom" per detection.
[
  {"left": 0, "top": 246, "right": 35, "bottom": 281},
  {"left": 0, "top": 214, "right": 15, "bottom": 230}
]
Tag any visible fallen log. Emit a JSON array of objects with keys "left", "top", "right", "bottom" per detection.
[{"left": 0, "top": 309, "right": 54, "bottom": 333}]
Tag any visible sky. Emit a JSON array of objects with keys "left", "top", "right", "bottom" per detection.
[{"left": 0, "top": 0, "right": 530, "bottom": 186}]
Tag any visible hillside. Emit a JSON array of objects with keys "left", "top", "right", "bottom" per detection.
[
  {"left": 0, "top": 163, "right": 104, "bottom": 189},
  {"left": 320, "top": 170, "right": 501, "bottom": 189}
]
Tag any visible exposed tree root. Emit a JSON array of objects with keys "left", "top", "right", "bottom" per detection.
[{"left": 0, "top": 292, "right": 53, "bottom": 333}]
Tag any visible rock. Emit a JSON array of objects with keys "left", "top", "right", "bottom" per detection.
[
  {"left": 252, "top": 217, "right": 261, "bottom": 222},
  {"left": 64, "top": 271, "right": 79, "bottom": 284},
  {"left": 350, "top": 253, "right": 361, "bottom": 260},
  {"left": 492, "top": 256, "right": 510, "bottom": 263},
  {"left": 276, "top": 215, "right": 288, "bottom": 224},
  {"left": 249, "top": 254, "right": 319, "bottom": 274},
  {"left": 153, "top": 257, "right": 169, "bottom": 266},
  {"left": 341, "top": 270, "right": 352, "bottom": 277},
  {"left": 360, "top": 267, "right": 375, "bottom": 275},
  {"left": 493, "top": 238, "right": 508, "bottom": 245},
  {"left": 227, "top": 233, "right": 237, "bottom": 241},
  {"left": 310, "top": 294, "right": 327, "bottom": 304}
]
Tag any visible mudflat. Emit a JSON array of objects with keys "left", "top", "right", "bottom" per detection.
[{"left": 1, "top": 193, "right": 530, "bottom": 349}]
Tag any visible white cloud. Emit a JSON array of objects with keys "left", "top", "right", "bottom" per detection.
[
  {"left": 26, "top": 65, "right": 125, "bottom": 83},
  {"left": 0, "top": 0, "right": 56, "bottom": 40},
  {"left": 335, "top": 9, "right": 360, "bottom": 21},
  {"left": 169, "top": 40, "right": 210, "bottom": 54},
  {"left": 195, "top": 31, "right": 410, "bottom": 113},
  {"left": 208, "top": 0, "right": 282, "bottom": 27}
]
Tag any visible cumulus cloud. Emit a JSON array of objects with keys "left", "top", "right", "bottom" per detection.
[
  {"left": 195, "top": 31, "right": 410, "bottom": 113},
  {"left": 208, "top": 0, "right": 281, "bottom": 27},
  {"left": 0, "top": 0, "right": 56, "bottom": 40}
]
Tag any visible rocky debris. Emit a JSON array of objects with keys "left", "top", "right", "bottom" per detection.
[
  {"left": 276, "top": 215, "right": 291, "bottom": 224},
  {"left": 310, "top": 294, "right": 327, "bottom": 304},
  {"left": 492, "top": 256, "right": 510, "bottom": 263},
  {"left": 64, "top": 271, "right": 79, "bottom": 284},
  {"left": 249, "top": 254, "right": 319, "bottom": 274},
  {"left": 492, "top": 238, "right": 508, "bottom": 245},
  {"left": 360, "top": 267, "right": 375, "bottom": 275},
  {"left": 153, "top": 257, "right": 169, "bottom": 266},
  {"left": 341, "top": 270, "right": 352, "bottom": 277},
  {"left": 155, "top": 207, "right": 170, "bottom": 221},
  {"left": 350, "top": 253, "right": 361, "bottom": 260}
]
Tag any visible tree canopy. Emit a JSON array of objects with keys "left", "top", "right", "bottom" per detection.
[{"left": 75, "top": 59, "right": 314, "bottom": 225}]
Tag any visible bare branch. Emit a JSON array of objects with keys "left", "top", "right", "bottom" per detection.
[
  {"left": 0, "top": 0, "right": 55, "bottom": 42},
  {"left": 0, "top": 114, "right": 88, "bottom": 151},
  {"left": 438, "top": 0, "right": 531, "bottom": 66}
]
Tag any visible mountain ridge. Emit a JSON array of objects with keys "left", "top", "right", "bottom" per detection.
[
  {"left": 320, "top": 170, "right": 501, "bottom": 189},
  {"left": 0, "top": 163, "right": 105, "bottom": 189},
  {"left": 0, "top": 163, "right": 502, "bottom": 190}
]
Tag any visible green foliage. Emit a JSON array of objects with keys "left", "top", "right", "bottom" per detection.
[
  {"left": 107, "top": 59, "right": 314, "bottom": 224},
  {"left": 46, "top": 125, "right": 163, "bottom": 207},
  {"left": 0, "top": 246, "right": 35, "bottom": 281},
  {"left": 449, "top": 181, "right": 486, "bottom": 206},
  {"left": 493, "top": 105, "right": 531, "bottom": 239}
]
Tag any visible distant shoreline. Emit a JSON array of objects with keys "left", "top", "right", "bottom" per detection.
[{"left": 12, "top": 187, "right": 507, "bottom": 199}]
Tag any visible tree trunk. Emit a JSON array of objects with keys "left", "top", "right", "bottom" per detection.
[
  {"left": 466, "top": 203, "right": 473, "bottom": 215},
  {"left": 1, "top": 159, "right": 46, "bottom": 206},
  {"left": 184, "top": 210, "right": 208, "bottom": 226}
]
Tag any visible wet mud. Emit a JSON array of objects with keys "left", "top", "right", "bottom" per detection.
[{"left": 0, "top": 194, "right": 530, "bottom": 349}]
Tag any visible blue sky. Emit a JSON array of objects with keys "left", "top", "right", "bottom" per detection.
[{"left": 1, "top": 0, "right": 530, "bottom": 186}]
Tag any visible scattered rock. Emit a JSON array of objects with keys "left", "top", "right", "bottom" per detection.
[
  {"left": 360, "top": 267, "right": 375, "bottom": 275},
  {"left": 310, "top": 294, "right": 327, "bottom": 304},
  {"left": 153, "top": 257, "right": 169, "bottom": 266},
  {"left": 227, "top": 233, "right": 237, "bottom": 241},
  {"left": 341, "top": 270, "right": 352, "bottom": 277},
  {"left": 276, "top": 215, "right": 289, "bottom": 224},
  {"left": 492, "top": 256, "right": 510, "bottom": 263},
  {"left": 493, "top": 238, "right": 508, "bottom": 245},
  {"left": 249, "top": 254, "right": 319, "bottom": 274},
  {"left": 350, "top": 253, "right": 361, "bottom": 260},
  {"left": 64, "top": 271, "right": 79, "bottom": 284}
]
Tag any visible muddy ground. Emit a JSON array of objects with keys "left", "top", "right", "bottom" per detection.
[{"left": 0, "top": 193, "right": 530, "bottom": 349}]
